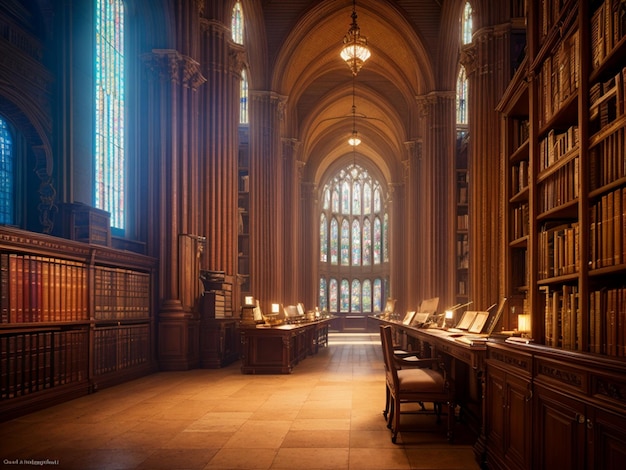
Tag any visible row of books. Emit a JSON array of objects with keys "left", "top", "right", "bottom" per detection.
[
  {"left": 539, "top": 0, "right": 570, "bottom": 43},
  {"left": 538, "top": 29, "right": 580, "bottom": 128},
  {"left": 93, "top": 324, "right": 150, "bottom": 376},
  {"left": 511, "top": 160, "right": 529, "bottom": 196},
  {"left": 0, "top": 329, "right": 88, "bottom": 400},
  {"left": 538, "top": 157, "right": 580, "bottom": 213},
  {"left": 509, "top": 117, "right": 529, "bottom": 153},
  {"left": 457, "top": 213, "right": 468, "bottom": 230},
  {"left": 93, "top": 267, "right": 151, "bottom": 320},
  {"left": 511, "top": 203, "right": 529, "bottom": 241},
  {"left": 589, "top": 116, "right": 626, "bottom": 191},
  {"left": 589, "top": 187, "right": 626, "bottom": 269},
  {"left": 544, "top": 284, "right": 581, "bottom": 351},
  {"left": 591, "top": 0, "right": 626, "bottom": 71},
  {"left": 590, "top": 286, "right": 626, "bottom": 356},
  {"left": 538, "top": 125, "right": 579, "bottom": 172},
  {"left": 457, "top": 185, "right": 468, "bottom": 205},
  {"left": 457, "top": 234, "right": 469, "bottom": 269},
  {"left": 1, "top": 253, "right": 88, "bottom": 324},
  {"left": 590, "top": 69, "right": 624, "bottom": 133},
  {"left": 538, "top": 222, "right": 580, "bottom": 280}
]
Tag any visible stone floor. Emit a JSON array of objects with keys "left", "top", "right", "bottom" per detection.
[{"left": 0, "top": 333, "right": 480, "bottom": 469}]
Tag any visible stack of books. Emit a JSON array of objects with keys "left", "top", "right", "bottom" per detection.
[{"left": 200, "top": 270, "right": 233, "bottom": 318}]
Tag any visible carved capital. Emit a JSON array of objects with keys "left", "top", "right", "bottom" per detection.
[
  {"left": 143, "top": 49, "right": 207, "bottom": 90},
  {"left": 460, "top": 43, "right": 478, "bottom": 76}
]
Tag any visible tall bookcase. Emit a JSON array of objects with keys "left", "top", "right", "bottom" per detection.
[
  {"left": 238, "top": 126, "right": 251, "bottom": 309},
  {"left": 487, "top": 1, "right": 626, "bottom": 468},
  {"left": 0, "top": 226, "right": 157, "bottom": 421},
  {"left": 455, "top": 132, "right": 470, "bottom": 306}
]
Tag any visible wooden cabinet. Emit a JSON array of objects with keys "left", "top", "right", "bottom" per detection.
[
  {"left": 199, "top": 318, "right": 239, "bottom": 368},
  {"left": 0, "top": 226, "right": 157, "bottom": 421},
  {"left": 485, "top": 344, "right": 533, "bottom": 470}
]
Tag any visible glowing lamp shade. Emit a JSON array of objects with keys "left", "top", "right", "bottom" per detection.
[
  {"left": 271, "top": 303, "right": 280, "bottom": 314},
  {"left": 244, "top": 296, "right": 254, "bottom": 306},
  {"left": 518, "top": 314, "right": 531, "bottom": 333}
]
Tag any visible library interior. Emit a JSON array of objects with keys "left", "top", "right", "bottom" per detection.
[{"left": 1, "top": 1, "right": 625, "bottom": 469}]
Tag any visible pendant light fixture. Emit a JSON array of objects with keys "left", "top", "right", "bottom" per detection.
[{"left": 340, "top": 0, "right": 371, "bottom": 76}]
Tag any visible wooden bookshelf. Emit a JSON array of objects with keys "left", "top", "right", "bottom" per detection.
[
  {"left": 455, "top": 132, "right": 470, "bottom": 304},
  {"left": 486, "top": 1, "right": 626, "bottom": 468},
  {"left": 238, "top": 126, "right": 251, "bottom": 310},
  {"left": 0, "top": 226, "right": 157, "bottom": 421}
]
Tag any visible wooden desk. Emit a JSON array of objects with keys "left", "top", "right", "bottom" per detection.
[
  {"left": 373, "top": 317, "right": 487, "bottom": 459},
  {"left": 239, "top": 318, "right": 331, "bottom": 374}
]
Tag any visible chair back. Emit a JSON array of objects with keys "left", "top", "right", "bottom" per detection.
[{"left": 380, "top": 325, "right": 400, "bottom": 389}]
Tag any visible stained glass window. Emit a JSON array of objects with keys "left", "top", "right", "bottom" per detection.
[
  {"left": 383, "top": 213, "right": 389, "bottom": 262},
  {"left": 329, "top": 278, "right": 338, "bottom": 312},
  {"left": 373, "top": 279, "right": 382, "bottom": 312},
  {"left": 0, "top": 116, "right": 13, "bottom": 224},
  {"left": 240, "top": 68, "right": 248, "bottom": 124},
  {"left": 232, "top": 1, "right": 244, "bottom": 45},
  {"left": 351, "top": 219, "right": 361, "bottom": 265},
  {"left": 318, "top": 163, "right": 388, "bottom": 313},
  {"left": 320, "top": 214, "right": 328, "bottom": 262},
  {"left": 319, "top": 278, "right": 328, "bottom": 311},
  {"left": 362, "top": 279, "right": 372, "bottom": 312},
  {"left": 95, "top": 0, "right": 125, "bottom": 229},
  {"left": 462, "top": 2, "right": 473, "bottom": 45},
  {"left": 341, "top": 219, "right": 350, "bottom": 265},
  {"left": 373, "top": 217, "right": 382, "bottom": 264},
  {"left": 330, "top": 217, "right": 338, "bottom": 264},
  {"left": 362, "top": 218, "right": 371, "bottom": 265},
  {"left": 340, "top": 279, "right": 350, "bottom": 312},
  {"left": 351, "top": 279, "right": 361, "bottom": 312},
  {"left": 457, "top": 66, "right": 468, "bottom": 125}
]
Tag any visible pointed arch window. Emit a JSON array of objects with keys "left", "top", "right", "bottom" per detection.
[
  {"left": 457, "top": 66, "right": 468, "bottom": 125},
  {"left": 232, "top": 2, "right": 244, "bottom": 45},
  {"left": 318, "top": 163, "right": 389, "bottom": 314},
  {"left": 462, "top": 2, "right": 473, "bottom": 45},
  {"left": 95, "top": 0, "right": 125, "bottom": 230},
  {"left": 0, "top": 116, "right": 14, "bottom": 225},
  {"left": 240, "top": 68, "right": 248, "bottom": 124}
]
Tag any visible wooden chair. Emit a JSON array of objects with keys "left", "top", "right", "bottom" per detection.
[{"left": 379, "top": 325, "right": 455, "bottom": 443}]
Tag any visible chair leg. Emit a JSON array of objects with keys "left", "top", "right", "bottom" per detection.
[
  {"left": 383, "top": 384, "right": 390, "bottom": 420},
  {"left": 446, "top": 402, "right": 455, "bottom": 443},
  {"left": 387, "top": 396, "right": 394, "bottom": 429},
  {"left": 391, "top": 396, "right": 400, "bottom": 443}
]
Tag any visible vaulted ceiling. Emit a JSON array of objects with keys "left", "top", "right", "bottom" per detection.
[{"left": 248, "top": 0, "right": 463, "bottom": 184}]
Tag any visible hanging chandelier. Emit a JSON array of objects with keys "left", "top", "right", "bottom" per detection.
[
  {"left": 348, "top": 76, "right": 361, "bottom": 146},
  {"left": 340, "top": 0, "right": 371, "bottom": 76}
]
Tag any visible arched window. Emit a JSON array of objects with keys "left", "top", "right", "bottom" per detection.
[
  {"left": 457, "top": 66, "right": 468, "bottom": 125},
  {"left": 0, "top": 116, "right": 14, "bottom": 225},
  {"left": 95, "top": 0, "right": 125, "bottom": 229},
  {"left": 240, "top": 68, "right": 248, "bottom": 124},
  {"left": 462, "top": 2, "right": 473, "bottom": 45},
  {"left": 318, "top": 163, "right": 389, "bottom": 313},
  {"left": 232, "top": 1, "right": 244, "bottom": 45}
]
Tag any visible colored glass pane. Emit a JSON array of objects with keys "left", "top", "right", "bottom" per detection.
[
  {"left": 319, "top": 277, "right": 327, "bottom": 311},
  {"left": 240, "top": 69, "right": 248, "bottom": 124},
  {"left": 95, "top": 0, "right": 125, "bottom": 229},
  {"left": 340, "top": 279, "right": 349, "bottom": 312},
  {"left": 320, "top": 214, "right": 328, "bottom": 262},
  {"left": 373, "top": 217, "right": 381, "bottom": 264},
  {"left": 330, "top": 218, "right": 338, "bottom": 264},
  {"left": 332, "top": 188, "right": 339, "bottom": 212},
  {"left": 352, "top": 181, "right": 361, "bottom": 215},
  {"left": 374, "top": 187, "right": 381, "bottom": 212},
  {"left": 351, "top": 219, "right": 361, "bottom": 265},
  {"left": 362, "top": 218, "right": 371, "bottom": 265},
  {"left": 341, "top": 181, "right": 350, "bottom": 214},
  {"left": 383, "top": 213, "right": 389, "bottom": 262},
  {"left": 232, "top": 2, "right": 244, "bottom": 44},
  {"left": 462, "top": 2, "right": 473, "bottom": 45},
  {"left": 363, "top": 182, "right": 371, "bottom": 214},
  {"left": 362, "top": 279, "right": 372, "bottom": 312},
  {"left": 457, "top": 66, "right": 468, "bottom": 125},
  {"left": 329, "top": 278, "right": 338, "bottom": 312},
  {"left": 323, "top": 188, "right": 330, "bottom": 210},
  {"left": 373, "top": 279, "right": 382, "bottom": 312},
  {"left": 341, "top": 219, "right": 350, "bottom": 265},
  {"left": 351, "top": 279, "right": 361, "bottom": 312},
  {"left": 0, "top": 117, "right": 13, "bottom": 224}
]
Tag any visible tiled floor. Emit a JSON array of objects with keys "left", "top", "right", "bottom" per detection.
[{"left": 0, "top": 333, "right": 480, "bottom": 469}]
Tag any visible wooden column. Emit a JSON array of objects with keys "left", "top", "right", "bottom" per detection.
[
  {"left": 142, "top": 49, "right": 205, "bottom": 370},
  {"left": 199, "top": 20, "right": 241, "bottom": 280},
  {"left": 416, "top": 92, "right": 457, "bottom": 309},
  {"left": 300, "top": 180, "right": 319, "bottom": 310},
  {"left": 464, "top": 22, "right": 514, "bottom": 310},
  {"left": 249, "top": 91, "right": 286, "bottom": 311}
]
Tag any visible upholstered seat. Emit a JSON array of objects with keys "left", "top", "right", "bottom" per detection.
[{"left": 379, "top": 325, "right": 455, "bottom": 443}]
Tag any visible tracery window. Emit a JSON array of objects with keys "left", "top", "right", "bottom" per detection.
[
  {"left": 232, "top": 1, "right": 244, "bottom": 45},
  {"left": 318, "top": 163, "right": 389, "bottom": 313},
  {"left": 462, "top": 2, "right": 473, "bottom": 45},
  {"left": 0, "top": 116, "right": 13, "bottom": 225},
  {"left": 240, "top": 68, "right": 248, "bottom": 124},
  {"left": 457, "top": 66, "right": 468, "bottom": 125},
  {"left": 95, "top": 0, "right": 125, "bottom": 229}
]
